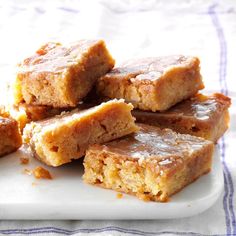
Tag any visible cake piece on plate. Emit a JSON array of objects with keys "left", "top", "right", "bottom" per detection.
[
  {"left": 14, "top": 40, "right": 115, "bottom": 107},
  {"left": 96, "top": 55, "right": 204, "bottom": 111},
  {"left": 133, "top": 93, "right": 231, "bottom": 143},
  {"left": 83, "top": 124, "right": 214, "bottom": 202},
  {"left": 0, "top": 106, "right": 22, "bottom": 157},
  {"left": 23, "top": 99, "right": 138, "bottom": 167}
]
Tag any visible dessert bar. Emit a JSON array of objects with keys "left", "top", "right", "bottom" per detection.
[
  {"left": 133, "top": 93, "right": 231, "bottom": 142},
  {"left": 83, "top": 124, "right": 214, "bottom": 202},
  {"left": 14, "top": 40, "right": 115, "bottom": 107},
  {"left": 23, "top": 99, "right": 138, "bottom": 166},
  {"left": 97, "top": 55, "right": 204, "bottom": 111}
]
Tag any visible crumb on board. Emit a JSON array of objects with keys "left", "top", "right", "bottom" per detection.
[
  {"left": 116, "top": 193, "right": 123, "bottom": 199},
  {"left": 136, "top": 193, "right": 153, "bottom": 202},
  {"left": 33, "top": 166, "right": 52, "bottom": 180},
  {"left": 31, "top": 182, "right": 38, "bottom": 186},
  {"left": 23, "top": 168, "right": 32, "bottom": 175},
  {"left": 20, "top": 157, "right": 29, "bottom": 165}
]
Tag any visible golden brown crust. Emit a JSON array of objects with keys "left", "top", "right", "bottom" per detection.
[
  {"left": 96, "top": 55, "right": 204, "bottom": 111},
  {"left": 133, "top": 93, "right": 231, "bottom": 142},
  {"left": 83, "top": 124, "right": 214, "bottom": 202},
  {"left": 14, "top": 40, "right": 115, "bottom": 107}
]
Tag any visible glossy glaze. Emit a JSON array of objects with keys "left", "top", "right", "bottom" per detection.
[
  {"left": 106, "top": 55, "right": 198, "bottom": 81},
  {"left": 134, "top": 93, "right": 231, "bottom": 121},
  {"left": 101, "top": 124, "right": 212, "bottom": 163},
  {"left": 18, "top": 40, "right": 101, "bottom": 73}
]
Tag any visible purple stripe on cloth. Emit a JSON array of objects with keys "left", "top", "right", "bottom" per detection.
[
  {"left": 0, "top": 226, "right": 226, "bottom": 235},
  {"left": 219, "top": 140, "right": 231, "bottom": 235},
  {"left": 209, "top": 4, "right": 228, "bottom": 94},
  {"left": 223, "top": 137, "right": 236, "bottom": 234},
  {"left": 208, "top": 3, "right": 236, "bottom": 235},
  {"left": 57, "top": 7, "right": 80, "bottom": 14},
  {"left": 34, "top": 7, "right": 45, "bottom": 14}
]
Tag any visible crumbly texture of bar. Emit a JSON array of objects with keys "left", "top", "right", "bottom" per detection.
[
  {"left": 0, "top": 107, "right": 22, "bottom": 157},
  {"left": 14, "top": 40, "right": 115, "bottom": 107},
  {"left": 83, "top": 124, "right": 214, "bottom": 202},
  {"left": 96, "top": 55, "right": 204, "bottom": 112},
  {"left": 23, "top": 99, "right": 138, "bottom": 167},
  {"left": 133, "top": 93, "right": 231, "bottom": 143}
]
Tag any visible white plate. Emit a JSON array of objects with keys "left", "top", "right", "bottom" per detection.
[{"left": 0, "top": 145, "right": 223, "bottom": 219}]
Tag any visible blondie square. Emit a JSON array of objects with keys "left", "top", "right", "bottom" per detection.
[
  {"left": 14, "top": 40, "right": 115, "bottom": 107},
  {"left": 0, "top": 106, "right": 22, "bottom": 157},
  {"left": 83, "top": 124, "right": 214, "bottom": 202},
  {"left": 96, "top": 55, "right": 204, "bottom": 111},
  {"left": 133, "top": 93, "right": 231, "bottom": 142},
  {"left": 23, "top": 99, "right": 138, "bottom": 167}
]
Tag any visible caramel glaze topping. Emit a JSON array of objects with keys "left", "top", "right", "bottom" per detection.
[
  {"left": 104, "top": 55, "right": 198, "bottom": 81},
  {"left": 100, "top": 124, "right": 212, "bottom": 167},
  {"left": 18, "top": 40, "right": 101, "bottom": 73},
  {"left": 134, "top": 93, "right": 231, "bottom": 121},
  {"left": 159, "top": 93, "right": 231, "bottom": 120}
]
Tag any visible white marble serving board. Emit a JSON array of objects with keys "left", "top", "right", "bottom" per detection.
[{"left": 0, "top": 145, "right": 223, "bottom": 220}]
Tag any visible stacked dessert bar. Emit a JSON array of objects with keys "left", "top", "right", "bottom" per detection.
[{"left": 0, "top": 39, "right": 231, "bottom": 202}]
